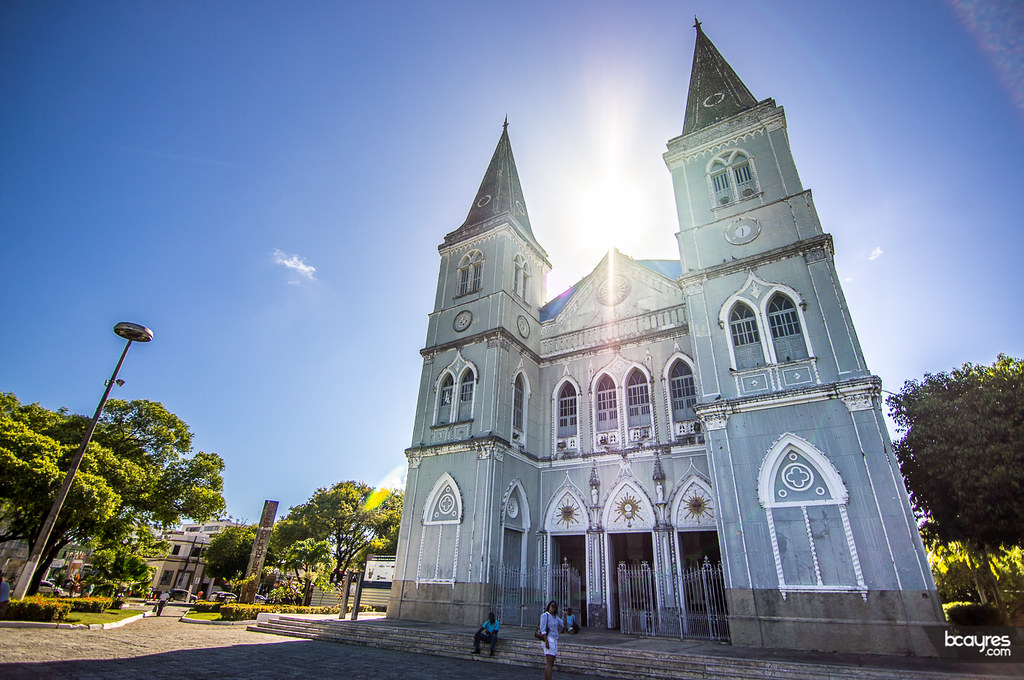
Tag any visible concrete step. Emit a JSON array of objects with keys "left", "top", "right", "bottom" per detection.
[{"left": 246, "top": 618, "right": 993, "bottom": 680}]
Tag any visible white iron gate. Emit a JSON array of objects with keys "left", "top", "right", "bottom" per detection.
[
  {"left": 679, "top": 558, "right": 729, "bottom": 641},
  {"left": 490, "top": 560, "right": 582, "bottom": 628},
  {"left": 616, "top": 561, "right": 658, "bottom": 636}
]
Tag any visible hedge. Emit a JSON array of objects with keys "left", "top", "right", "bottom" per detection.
[
  {"left": 57, "top": 597, "right": 115, "bottom": 613},
  {"left": 3, "top": 597, "right": 72, "bottom": 622},
  {"left": 943, "top": 601, "right": 1006, "bottom": 626},
  {"left": 218, "top": 604, "right": 340, "bottom": 621},
  {"left": 191, "top": 600, "right": 222, "bottom": 613}
]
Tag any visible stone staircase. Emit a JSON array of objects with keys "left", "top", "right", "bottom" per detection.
[{"left": 246, "top": 617, "right": 1004, "bottom": 680}]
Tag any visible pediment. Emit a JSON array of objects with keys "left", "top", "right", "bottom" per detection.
[{"left": 545, "top": 251, "right": 682, "bottom": 332}]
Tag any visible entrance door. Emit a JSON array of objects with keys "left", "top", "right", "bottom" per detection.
[
  {"left": 606, "top": 532, "right": 654, "bottom": 630},
  {"left": 551, "top": 535, "right": 586, "bottom": 626},
  {"left": 677, "top": 530, "right": 728, "bottom": 641},
  {"left": 502, "top": 528, "right": 524, "bottom": 569}
]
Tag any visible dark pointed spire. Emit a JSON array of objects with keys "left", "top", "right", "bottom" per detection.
[
  {"left": 444, "top": 120, "right": 538, "bottom": 249},
  {"left": 682, "top": 20, "right": 759, "bottom": 135}
]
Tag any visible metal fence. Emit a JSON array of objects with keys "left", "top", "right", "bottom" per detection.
[
  {"left": 678, "top": 558, "right": 728, "bottom": 641},
  {"left": 490, "top": 560, "right": 582, "bottom": 628},
  {"left": 615, "top": 558, "right": 728, "bottom": 642}
]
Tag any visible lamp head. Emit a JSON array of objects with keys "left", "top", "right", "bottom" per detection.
[{"left": 114, "top": 322, "right": 154, "bottom": 343}]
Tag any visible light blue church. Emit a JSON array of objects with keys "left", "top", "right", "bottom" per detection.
[{"left": 389, "top": 22, "right": 945, "bottom": 656}]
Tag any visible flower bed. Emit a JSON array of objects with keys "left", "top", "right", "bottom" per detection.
[
  {"left": 3, "top": 597, "right": 72, "bottom": 622},
  {"left": 58, "top": 597, "right": 115, "bottom": 613}
]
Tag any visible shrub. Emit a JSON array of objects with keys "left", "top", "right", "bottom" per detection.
[
  {"left": 191, "top": 600, "right": 222, "bottom": 613},
  {"left": 57, "top": 597, "right": 115, "bottom": 613},
  {"left": 4, "top": 597, "right": 72, "bottom": 622},
  {"left": 218, "top": 604, "right": 340, "bottom": 621},
  {"left": 110, "top": 596, "right": 126, "bottom": 610},
  {"left": 944, "top": 601, "right": 1006, "bottom": 626}
]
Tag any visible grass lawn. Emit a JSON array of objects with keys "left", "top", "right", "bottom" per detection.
[
  {"left": 183, "top": 611, "right": 221, "bottom": 621},
  {"left": 64, "top": 609, "right": 144, "bottom": 625}
]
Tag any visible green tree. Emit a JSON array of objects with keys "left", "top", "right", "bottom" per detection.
[
  {"left": 0, "top": 393, "right": 226, "bottom": 594},
  {"left": 279, "top": 481, "right": 402, "bottom": 581},
  {"left": 85, "top": 547, "right": 154, "bottom": 597},
  {"left": 887, "top": 354, "right": 1024, "bottom": 610},
  {"left": 204, "top": 524, "right": 280, "bottom": 583},
  {"left": 283, "top": 538, "right": 333, "bottom": 606}
]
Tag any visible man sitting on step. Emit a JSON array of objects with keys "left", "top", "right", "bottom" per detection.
[{"left": 472, "top": 612, "right": 500, "bottom": 655}]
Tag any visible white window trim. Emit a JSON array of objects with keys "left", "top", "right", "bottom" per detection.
[
  {"left": 705, "top": 148, "right": 761, "bottom": 208},
  {"left": 511, "top": 370, "right": 531, "bottom": 444},
  {"left": 757, "top": 287, "right": 814, "bottom": 364},
  {"left": 662, "top": 353, "right": 700, "bottom": 435},
  {"left": 552, "top": 376, "right": 582, "bottom": 454}
]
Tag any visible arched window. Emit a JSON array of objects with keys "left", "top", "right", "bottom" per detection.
[
  {"left": 457, "top": 250, "right": 484, "bottom": 296},
  {"left": 458, "top": 370, "right": 475, "bottom": 421},
  {"left": 767, "top": 294, "right": 808, "bottom": 362},
  {"left": 557, "top": 383, "right": 578, "bottom": 437},
  {"left": 669, "top": 360, "right": 697, "bottom": 421},
  {"left": 512, "top": 374, "right": 525, "bottom": 431},
  {"left": 513, "top": 254, "right": 530, "bottom": 302},
  {"left": 437, "top": 374, "right": 454, "bottom": 425},
  {"left": 595, "top": 375, "right": 618, "bottom": 432},
  {"left": 708, "top": 150, "right": 757, "bottom": 206},
  {"left": 730, "top": 304, "right": 765, "bottom": 370},
  {"left": 626, "top": 370, "right": 651, "bottom": 428}
]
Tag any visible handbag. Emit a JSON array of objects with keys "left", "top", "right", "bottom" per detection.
[{"left": 534, "top": 613, "right": 549, "bottom": 641}]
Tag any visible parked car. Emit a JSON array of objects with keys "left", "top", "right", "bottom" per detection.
[
  {"left": 37, "top": 580, "right": 67, "bottom": 597},
  {"left": 168, "top": 589, "right": 198, "bottom": 602},
  {"left": 210, "top": 591, "right": 237, "bottom": 602}
]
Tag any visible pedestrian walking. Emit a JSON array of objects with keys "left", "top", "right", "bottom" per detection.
[
  {"left": 156, "top": 590, "right": 169, "bottom": 616},
  {"left": 537, "top": 600, "right": 566, "bottom": 680},
  {"left": 0, "top": 573, "right": 10, "bottom": 619}
]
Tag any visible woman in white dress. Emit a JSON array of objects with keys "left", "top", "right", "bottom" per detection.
[{"left": 538, "top": 600, "right": 566, "bottom": 680}]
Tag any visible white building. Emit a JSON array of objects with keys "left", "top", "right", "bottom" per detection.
[{"left": 388, "top": 23, "right": 944, "bottom": 656}]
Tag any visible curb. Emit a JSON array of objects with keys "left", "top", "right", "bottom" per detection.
[
  {"left": 180, "top": 616, "right": 257, "bottom": 626},
  {"left": 0, "top": 611, "right": 152, "bottom": 630}
]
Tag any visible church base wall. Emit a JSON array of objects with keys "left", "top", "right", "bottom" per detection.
[
  {"left": 726, "top": 588, "right": 946, "bottom": 657},
  {"left": 386, "top": 580, "right": 491, "bottom": 626}
]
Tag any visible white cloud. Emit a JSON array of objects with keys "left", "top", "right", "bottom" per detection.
[
  {"left": 844, "top": 276, "right": 855, "bottom": 283},
  {"left": 273, "top": 249, "right": 317, "bottom": 280},
  {"left": 868, "top": 246, "right": 884, "bottom": 261}
]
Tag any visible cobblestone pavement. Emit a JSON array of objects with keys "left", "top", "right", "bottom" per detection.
[{"left": 0, "top": 611, "right": 608, "bottom": 680}]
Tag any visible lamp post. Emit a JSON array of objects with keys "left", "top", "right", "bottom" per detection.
[{"left": 12, "top": 322, "right": 154, "bottom": 600}]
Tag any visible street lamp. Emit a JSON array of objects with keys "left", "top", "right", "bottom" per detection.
[{"left": 12, "top": 322, "right": 154, "bottom": 600}]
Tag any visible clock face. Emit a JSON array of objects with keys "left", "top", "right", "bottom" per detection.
[
  {"left": 516, "top": 315, "right": 530, "bottom": 338},
  {"left": 453, "top": 310, "right": 472, "bottom": 332},
  {"left": 725, "top": 218, "right": 761, "bottom": 245}
]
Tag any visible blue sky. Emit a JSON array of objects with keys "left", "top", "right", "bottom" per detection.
[{"left": 2, "top": 1, "right": 1022, "bottom": 523}]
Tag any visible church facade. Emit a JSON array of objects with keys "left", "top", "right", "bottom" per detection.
[{"left": 388, "top": 24, "right": 945, "bottom": 656}]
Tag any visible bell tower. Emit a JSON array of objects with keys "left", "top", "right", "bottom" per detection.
[{"left": 663, "top": 20, "right": 945, "bottom": 655}]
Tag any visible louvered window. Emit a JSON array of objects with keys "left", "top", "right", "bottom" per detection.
[
  {"left": 557, "top": 383, "right": 578, "bottom": 437},
  {"left": 730, "top": 305, "right": 765, "bottom": 369},
  {"left": 669, "top": 360, "right": 697, "bottom": 420},
  {"left": 596, "top": 376, "right": 618, "bottom": 432},
  {"left": 513, "top": 375, "right": 525, "bottom": 430},
  {"left": 438, "top": 374, "right": 454, "bottom": 424},
  {"left": 626, "top": 370, "right": 651, "bottom": 427},
  {"left": 458, "top": 371, "right": 475, "bottom": 421},
  {"left": 768, "top": 295, "right": 808, "bottom": 362}
]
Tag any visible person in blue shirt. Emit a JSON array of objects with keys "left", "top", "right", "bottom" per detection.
[
  {"left": 0, "top": 574, "right": 10, "bottom": 619},
  {"left": 472, "top": 611, "right": 500, "bottom": 655},
  {"left": 564, "top": 607, "right": 579, "bottom": 634}
]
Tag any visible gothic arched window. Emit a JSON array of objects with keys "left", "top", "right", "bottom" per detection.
[
  {"left": 437, "top": 374, "right": 454, "bottom": 425},
  {"left": 626, "top": 369, "right": 651, "bottom": 428},
  {"left": 669, "top": 360, "right": 697, "bottom": 421},
  {"left": 557, "top": 382, "right": 578, "bottom": 438},
  {"left": 730, "top": 304, "right": 765, "bottom": 370},
  {"left": 513, "top": 254, "right": 530, "bottom": 302},
  {"left": 708, "top": 150, "right": 757, "bottom": 206},
  {"left": 767, "top": 294, "right": 808, "bottom": 362},
  {"left": 512, "top": 374, "right": 525, "bottom": 431},
  {"left": 457, "top": 250, "right": 484, "bottom": 296},
  {"left": 595, "top": 375, "right": 618, "bottom": 433},
  {"left": 458, "top": 369, "right": 475, "bottom": 421}
]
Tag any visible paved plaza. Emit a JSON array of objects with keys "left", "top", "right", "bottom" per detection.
[{"left": 0, "top": 608, "right": 609, "bottom": 680}]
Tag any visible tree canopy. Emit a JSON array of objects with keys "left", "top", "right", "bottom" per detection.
[
  {"left": 277, "top": 480, "right": 402, "bottom": 580},
  {"left": 0, "top": 392, "right": 226, "bottom": 593},
  {"left": 204, "top": 523, "right": 280, "bottom": 583},
  {"left": 887, "top": 354, "right": 1024, "bottom": 551}
]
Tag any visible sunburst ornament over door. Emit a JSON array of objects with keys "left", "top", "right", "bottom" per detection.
[
  {"left": 683, "top": 490, "right": 714, "bottom": 524},
  {"left": 614, "top": 492, "right": 643, "bottom": 527}
]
